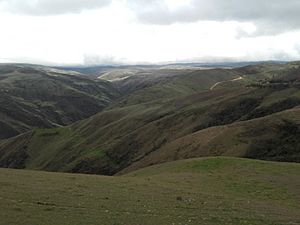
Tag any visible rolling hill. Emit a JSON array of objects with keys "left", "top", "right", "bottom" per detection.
[
  {"left": 0, "top": 62, "right": 299, "bottom": 175},
  {"left": 121, "top": 108, "right": 300, "bottom": 173},
  {"left": 0, "top": 64, "right": 120, "bottom": 139},
  {"left": 0, "top": 157, "right": 299, "bottom": 225}
]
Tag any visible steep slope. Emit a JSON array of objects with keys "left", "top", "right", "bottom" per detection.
[
  {"left": 0, "top": 64, "right": 120, "bottom": 139},
  {"left": 1, "top": 157, "right": 299, "bottom": 225},
  {"left": 121, "top": 108, "right": 300, "bottom": 173}
]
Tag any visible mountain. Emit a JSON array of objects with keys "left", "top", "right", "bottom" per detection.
[
  {"left": 1, "top": 157, "right": 299, "bottom": 225},
  {"left": 0, "top": 62, "right": 299, "bottom": 174},
  {"left": 0, "top": 64, "right": 120, "bottom": 139}
]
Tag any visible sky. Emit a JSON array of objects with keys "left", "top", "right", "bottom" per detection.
[{"left": 0, "top": 0, "right": 300, "bottom": 65}]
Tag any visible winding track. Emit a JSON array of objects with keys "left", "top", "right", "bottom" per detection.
[{"left": 210, "top": 76, "right": 244, "bottom": 90}]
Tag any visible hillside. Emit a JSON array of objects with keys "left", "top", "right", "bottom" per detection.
[
  {"left": 0, "top": 67, "right": 248, "bottom": 173},
  {"left": 0, "top": 62, "right": 299, "bottom": 175},
  {"left": 0, "top": 157, "right": 299, "bottom": 225},
  {"left": 121, "top": 108, "right": 300, "bottom": 173},
  {"left": 0, "top": 64, "right": 120, "bottom": 139}
]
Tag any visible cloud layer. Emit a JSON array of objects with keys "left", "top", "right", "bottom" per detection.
[
  {"left": 128, "top": 0, "right": 300, "bottom": 34},
  {"left": 0, "top": 0, "right": 299, "bottom": 65},
  {"left": 1, "top": 0, "right": 300, "bottom": 35},
  {"left": 0, "top": 0, "right": 110, "bottom": 15}
]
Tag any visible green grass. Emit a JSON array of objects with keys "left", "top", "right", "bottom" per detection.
[
  {"left": 84, "top": 148, "right": 106, "bottom": 158},
  {"left": 0, "top": 157, "right": 299, "bottom": 225}
]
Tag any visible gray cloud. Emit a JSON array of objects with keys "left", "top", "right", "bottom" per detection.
[
  {"left": 1, "top": 0, "right": 300, "bottom": 35},
  {"left": 127, "top": 0, "right": 300, "bottom": 35},
  {"left": 0, "top": 0, "right": 110, "bottom": 15}
]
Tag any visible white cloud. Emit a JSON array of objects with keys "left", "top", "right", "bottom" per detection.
[{"left": 0, "top": 0, "right": 299, "bottom": 65}]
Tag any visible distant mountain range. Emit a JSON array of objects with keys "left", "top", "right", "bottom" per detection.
[{"left": 56, "top": 60, "right": 288, "bottom": 77}]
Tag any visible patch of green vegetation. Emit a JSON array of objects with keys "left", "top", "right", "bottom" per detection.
[
  {"left": 84, "top": 148, "right": 105, "bottom": 158},
  {"left": 186, "top": 157, "right": 235, "bottom": 171}
]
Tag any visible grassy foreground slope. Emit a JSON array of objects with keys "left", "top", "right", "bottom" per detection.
[{"left": 0, "top": 157, "right": 299, "bottom": 225}]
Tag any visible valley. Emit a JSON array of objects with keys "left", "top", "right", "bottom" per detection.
[{"left": 0, "top": 64, "right": 120, "bottom": 139}]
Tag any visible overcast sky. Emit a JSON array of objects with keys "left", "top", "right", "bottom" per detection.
[{"left": 0, "top": 0, "right": 300, "bottom": 65}]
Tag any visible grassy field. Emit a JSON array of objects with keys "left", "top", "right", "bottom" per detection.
[{"left": 0, "top": 157, "right": 299, "bottom": 225}]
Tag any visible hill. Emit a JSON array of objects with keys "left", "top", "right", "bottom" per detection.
[
  {"left": 0, "top": 64, "right": 120, "bottom": 139},
  {"left": 0, "top": 157, "right": 299, "bottom": 225},
  {"left": 121, "top": 108, "right": 300, "bottom": 173},
  {"left": 0, "top": 67, "right": 248, "bottom": 173},
  {"left": 0, "top": 62, "right": 299, "bottom": 174}
]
